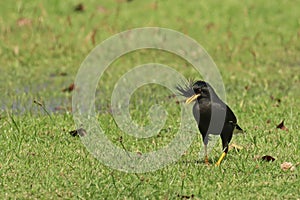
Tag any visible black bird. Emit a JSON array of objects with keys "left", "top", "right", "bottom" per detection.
[{"left": 177, "top": 80, "right": 243, "bottom": 166}]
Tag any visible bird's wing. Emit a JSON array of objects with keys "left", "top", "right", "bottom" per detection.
[
  {"left": 225, "top": 105, "right": 244, "bottom": 134},
  {"left": 210, "top": 101, "right": 228, "bottom": 115},
  {"left": 225, "top": 105, "right": 237, "bottom": 123}
]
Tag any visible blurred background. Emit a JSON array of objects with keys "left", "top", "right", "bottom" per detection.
[{"left": 1, "top": 0, "right": 299, "bottom": 114}]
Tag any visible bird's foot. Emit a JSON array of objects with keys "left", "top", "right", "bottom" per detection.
[
  {"left": 215, "top": 152, "right": 227, "bottom": 166},
  {"left": 204, "top": 155, "right": 210, "bottom": 165}
]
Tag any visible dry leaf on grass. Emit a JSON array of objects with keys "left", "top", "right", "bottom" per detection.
[
  {"left": 280, "top": 162, "right": 299, "bottom": 172},
  {"left": 69, "top": 128, "right": 87, "bottom": 137},
  {"left": 17, "top": 18, "right": 32, "bottom": 27},
  {"left": 254, "top": 155, "right": 276, "bottom": 162},
  {"left": 261, "top": 155, "right": 276, "bottom": 162},
  {"left": 74, "top": 3, "right": 85, "bottom": 12},
  {"left": 229, "top": 143, "right": 243, "bottom": 151},
  {"left": 85, "top": 29, "right": 97, "bottom": 45},
  {"left": 276, "top": 120, "right": 288, "bottom": 131},
  {"left": 280, "top": 162, "right": 294, "bottom": 171},
  {"left": 62, "top": 83, "right": 75, "bottom": 92},
  {"left": 97, "top": 6, "right": 109, "bottom": 13}
]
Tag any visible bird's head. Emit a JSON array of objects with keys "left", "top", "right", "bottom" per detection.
[
  {"left": 176, "top": 80, "right": 216, "bottom": 104},
  {"left": 185, "top": 81, "right": 209, "bottom": 103}
]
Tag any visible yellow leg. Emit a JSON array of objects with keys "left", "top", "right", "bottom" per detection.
[
  {"left": 205, "top": 155, "right": 209, "bottom": 164},
  {"left": 215, "top": 152, "right": 227, "bottom": 166},
  {"left": 204, "top": 145, "right": 209, "bottom": 164}
]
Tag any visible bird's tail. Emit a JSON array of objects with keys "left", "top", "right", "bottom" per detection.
[{"left": 233, "top": 124, "right": 244, "bottom": 134}]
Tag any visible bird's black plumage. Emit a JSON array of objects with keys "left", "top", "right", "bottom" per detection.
[{"left": 177, "top": 80, "right": 242, "bottom": 165}]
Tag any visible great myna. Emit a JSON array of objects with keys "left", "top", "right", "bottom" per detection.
[{"left": 177, "top": 80, "right": 243, "bottom": 166}]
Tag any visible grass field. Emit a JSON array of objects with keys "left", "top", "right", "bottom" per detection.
[{"left": 1, "top": 0, "right": 300, "bottom": 199}]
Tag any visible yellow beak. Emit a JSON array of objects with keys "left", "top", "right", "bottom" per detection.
[{"left": 185, "top": 94, "right": 200, "bottom": 104}]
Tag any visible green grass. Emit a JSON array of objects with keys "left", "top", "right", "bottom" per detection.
[{"left": 1, "top": 0, "right": 300, "bottom": 199}]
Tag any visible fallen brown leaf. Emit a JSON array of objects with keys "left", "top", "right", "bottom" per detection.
[
  {"left": 85, "top": 29, "right": 97, "bottom": 45},
  {"left": 205, "top": 22, "right": 216, "bottom": 32},
  {"left": 91, "top": 29, "right": 97, "bottom": 45},
  {"left": 97, "top": 6, "right": 109, "bottom": 13},
  {"left": 244, "top": 85, "right": 251, "bottom": 91},
  {"left": 280, "top": 162, "right": 293, "bottom": 171},
  {"left": 74, "top": 3, "right": 85, "bottom": 12},
  {"left": 54, "top": 106, "right": 71, "bottom": 112},
  {"left": 276, "top": 120, "right": 288, "bottom": 131},
  {"left": 261, "top": 155, "right": 276, "bottom": 162},
  {"left": 17, "top": 17, "right": 32, "bottom": 27},
  {"left": 69, "top": 128, "right": 87, "bottom": 137},
  {"left": 62, "top": 83, "right": 75, "bottom": 92},
  {"left": 54, "top": 106, "right": 64, "bottom": 111},
  {"left": 229, "top": 143, "right": 243, "bottom": 151}
]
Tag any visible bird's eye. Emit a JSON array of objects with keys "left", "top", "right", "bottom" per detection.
[{"left": 193, "top": 88, "right": 201, "bottom": 94}]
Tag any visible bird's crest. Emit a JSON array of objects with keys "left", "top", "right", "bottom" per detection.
[{"left": 176, "top": 78, "right": 195, "bottom": 98}]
